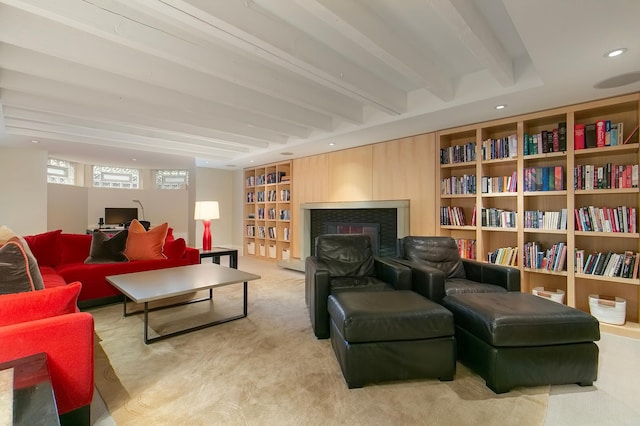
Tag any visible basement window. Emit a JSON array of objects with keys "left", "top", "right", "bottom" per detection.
[
  {"left": 93, "top": 166, "right": 139, "bottom": 189},
  {"left": 154, "top": 169, "right": 189, "bottom": 190},
  {"left": 47, "top": 158, "right": 75, "bottom": 185}
]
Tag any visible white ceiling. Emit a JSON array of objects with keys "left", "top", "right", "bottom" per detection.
[{"left": 1, "top": 0, "right": 639, "bottom": 170}]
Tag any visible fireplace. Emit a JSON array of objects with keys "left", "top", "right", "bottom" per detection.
[
  {"left": 324, "top": 222, "right": 381, "bottom": 255},
  {"left": 301, "top": 200, "right": 410, "bottom": 261}
]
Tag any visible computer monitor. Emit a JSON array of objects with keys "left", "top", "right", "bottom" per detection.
[{"left": 104, "top": 207, "right": 138, "bottom": 226}]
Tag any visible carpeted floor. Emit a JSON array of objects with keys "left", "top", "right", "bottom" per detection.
[{"left": 91, "top": 259, "right": 549, "bottom": 425}]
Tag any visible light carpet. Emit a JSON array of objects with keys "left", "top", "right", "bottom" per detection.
[{"left": 91, "top": 263, "right": 549, "bottom": 425}]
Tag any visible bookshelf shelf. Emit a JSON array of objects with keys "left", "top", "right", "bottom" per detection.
[
  {"left": 575, "top": 231, "right": 640, "bottom": 239},
  {"left": 574, "top": 273, "right": 640, "bottom": 285},
  {"left": 244, "top": 160, "right": 293, "bottom": 262},
  {"left": 441, "top": 161, "right": 476, "bottom": 169},
  {"left": 441, "top": 225, "right": 476, "bottom": 231},
  {"left": 481, "top": 192, "right": 517, "bottom": 198},
  {"left": 481, "top": 227, "right": 518, "bottom": 232},
  {"left": 437, "top": 92, "right": 640, "bottom": 334},
  {"left": 523, "top": 267, "right": 568, "bottom": 277},
  {"left": 523, "top": 228, "right": 567, "bottom": 234},
  {"left": 523, "top": 190, "right": 567, "bottom": 197}
]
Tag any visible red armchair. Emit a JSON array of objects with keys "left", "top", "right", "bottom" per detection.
[{"left": 0, "top": 282, "right": 94, "bottom": 425}]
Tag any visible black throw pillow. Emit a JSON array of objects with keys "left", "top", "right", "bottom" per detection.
[{"left": 85, "top": 230, "right": 129, "bottom": 264}]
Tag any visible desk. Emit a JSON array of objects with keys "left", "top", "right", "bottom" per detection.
[
  {"left": 199, "top": 247, "right": 238, "bottom": 269},
  {"left": 0, "top": 353, "right": 59, "bottom": 426}
]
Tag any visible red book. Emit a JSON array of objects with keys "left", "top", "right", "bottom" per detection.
[
  {"left": 574, "top": 124, "right": 585, "bottom": 149},
  {"left": 596, "top": 120, "right": 606, "bottom": 147},
  {"left": 554, "top": 166, "right": 563, "bottom": 190}
]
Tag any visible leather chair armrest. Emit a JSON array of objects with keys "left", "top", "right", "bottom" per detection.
[
  {"left": 305, "top": 256, "right": 332, "bottom": 338},
  {"left": 373, "top": 257, "right": 412, "bottom": 290},
  {"left": 391, "top": 259, "right": 447, "bottom": 303},
  {"left": 462, "top": 259, "right": 521, "bottom": 291}
]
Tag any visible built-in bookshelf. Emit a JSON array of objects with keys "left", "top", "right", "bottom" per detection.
[
  {"left": 244, "top": 160, "right": 292, "bottom": 262},
  {"left": 436, "top": 93, "right": 640, "bottom": 338}
]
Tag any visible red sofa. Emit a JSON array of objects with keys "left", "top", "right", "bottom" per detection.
[
  {"left": 24, "top": 229, "right": 200, "bottom": 306},
  {"left": 0, "top": 282, "right": 94, "bottom": 425}
]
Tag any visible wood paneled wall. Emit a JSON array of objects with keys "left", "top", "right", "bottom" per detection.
[{"left": 291, "top": 133, "right": 438, "bottom": 258}]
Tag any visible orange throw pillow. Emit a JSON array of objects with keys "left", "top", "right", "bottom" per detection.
[{"left": 124, "top": 220, "right": 169, "bottom": 260}]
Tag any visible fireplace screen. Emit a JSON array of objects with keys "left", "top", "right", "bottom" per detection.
[{"left": 324, "top": 222, "right": 381, "bottom": 256}]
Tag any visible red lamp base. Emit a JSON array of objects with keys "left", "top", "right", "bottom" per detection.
[{"left": 202, "top": 220, "right": 212, "bottom": 251}]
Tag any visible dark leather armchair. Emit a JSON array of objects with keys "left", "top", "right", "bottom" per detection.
[
  {"left": 395, "top": 236, "right": 520, "bottom": 303},
  {"left": 305, "top": 234, "right": 412, "bottom": 339}
]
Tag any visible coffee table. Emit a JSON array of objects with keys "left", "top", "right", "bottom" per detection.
[{"left": 106, "top": 263, "right": 260, "bottom": 344}]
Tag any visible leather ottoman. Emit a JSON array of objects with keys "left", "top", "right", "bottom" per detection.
[
  {"left": 328, "top": 290, "right": 456, "bottom": 388},
  {"left": 441, "top": 292, "right": 600, "bottom": 393}
]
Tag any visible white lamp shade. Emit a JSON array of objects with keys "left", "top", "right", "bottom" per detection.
[{"left": 194, "top": 201, "right": 220, "bottom": 220}]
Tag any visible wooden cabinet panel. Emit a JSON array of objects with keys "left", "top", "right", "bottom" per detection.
[
  {"left": 327, "top": 146, "right": 373, "bottom": 201},
  {"left": 291, "top": 154, "right": 329, "bottom": 258},
  {"left": 373, "top": 134, "right": 437, "bottom": 235}
]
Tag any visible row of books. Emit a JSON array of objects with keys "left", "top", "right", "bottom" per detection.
[
  {"left": 488, "top": 246, "right": 518, "bottom": 266},
  {"left": 480, "top": 172, "right": 517, "bottom": 193},
  {"left": 524, "top": 209, "right": 568, "bottom": 230},
  {"left": 574, "top": 164, "right": 639, "bottom": 190},
  {"left": 523, "top": 166, "right": 565, "bottom": 192},
  {"left": 440, "top": 206, "right": 467, "bottom": 226},
  {"left": 481, "top": 135, "right": 518, "bottom": 160},
  {"left": 481, "top": 208, "right": 516, "bottom": 228},
  {"left": 455, "top": 239, "right": 476, "bottom": 259},
  {"left": 523, "top": 124, "right": 567, "bottom": 155},
  {"left": 245, "top": 171, "right": 288, "bottom": 186},
  {"left": 253, "top": 208, "right": 292, "bottom": 222},
  {"left": 574, "top": 206, "right": 637, "bottom": 233},
  {"left": 440, "top": 142, "right": 476, "bottom": 165},
  {"left": 246, "top": 189, "right": 292, "bottom": 202},
  {"left": 574, "top": 122, "right": 638, "bottom": 149},
  {"left": 523, "top": 241, "right": 567, "bottom": 271},
  {"left": 575, "top": 250, "right": 639, "bottom": 279},
  {"left": 440, "top": 174, "right": 476, "bottom": 195}
]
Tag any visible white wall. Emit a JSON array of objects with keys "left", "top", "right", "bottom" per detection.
[
  {"left": 195, "top": 167, "right": 236, "bottom": 249},
  {"left": 1, "top": 147, "right": 239, "bottom": 248},
  {"left": 0, "top": 148, "right": 47, "bottom": 235},
  {"left": 48, "top": 183, "right": 88, "bottom": 233}
]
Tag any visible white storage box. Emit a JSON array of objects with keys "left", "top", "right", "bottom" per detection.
[
  {"left": 268, "top": 244, "right": 277, "bottom": 259},
  {"left": 246, "top": 241, "right": 256, "bottom": 255},
  {"left": 532, "top": 287, "right": 565, "bottom": 304},
  {"left": 588, "top": 294, "right": 626, "bottom": 325},
  {"left": 259, "top": 243, "right": 266, "bottom": 257}
]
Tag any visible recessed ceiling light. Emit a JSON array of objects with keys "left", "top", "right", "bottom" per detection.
[
  {"left": 132, "top": 158, "right": 137, "bottom": 161},
  {"left": 249, "top": 160, "right": 254, "bottom": 163},
  {"left": 328, "top": 142, "right": 335, "bottom": 146},
  {"left": 605, "top": 48, "right": 627, "bottom": 58},
  {"left": 495, "top": 105, "right": 506, "bottom": 110},
  {"left": 31, "top": 140, "right": 39, "bottom": 144}
]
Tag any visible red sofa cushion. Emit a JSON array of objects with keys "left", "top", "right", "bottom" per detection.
[
  {"left": 23, "top": 229, "right": 63, "bottom": 267},
  {"left": 164, "top": 238, "right": 186, "bottom": 259},
  {"left": 59, "top": 234, "right": 93, "bottom": 264},
  {"left": 39, "top": 266, "right": 68, "bottom": 288},
  {"left": 0, "top": 282, "right": 81, "bottom": 327}
]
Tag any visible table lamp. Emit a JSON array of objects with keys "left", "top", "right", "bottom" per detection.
[{"left": 194, "top": 201, "right": 219, "bottom": 251}]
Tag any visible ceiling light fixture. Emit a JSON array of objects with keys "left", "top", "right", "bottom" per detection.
[
  {"left": 328, "top": 142, "right": 335, "bottom": 146},
  {"left": 31, "top": 140, "right": 39, "bottom": 144},
  {"left": 495, "top": 105, "right": 506, "bottom": 110},
  {"left": 605, "top": 48, "right": 627, "bottom": 58}
]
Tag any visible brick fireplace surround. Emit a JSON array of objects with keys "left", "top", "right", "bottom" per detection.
[{"left": 280, "top": 200, "right": 410, "bottom": 271}]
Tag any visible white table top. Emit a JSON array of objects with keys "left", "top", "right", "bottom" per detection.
[{"left": 106, "top": 263, "right": 261, "bottom": 303}]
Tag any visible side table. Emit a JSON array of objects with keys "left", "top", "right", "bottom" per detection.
[
  {"left": 0, "top": 352, "right": 60, "bottom": 426},
  {"left": 199, "top": 247, "right": 238, "bottom": 269}
]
